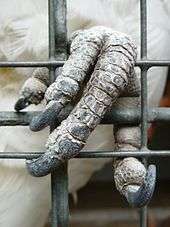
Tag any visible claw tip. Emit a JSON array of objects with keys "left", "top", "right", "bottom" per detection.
[
  {"left": 14, "top": 98, "right": 30, "bottom": 112},
  {"left": 125, "top": 164, "right": 156, "bottom": 208}
]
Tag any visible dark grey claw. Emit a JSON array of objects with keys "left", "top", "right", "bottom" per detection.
[
  {"left": 125, "top": 165, "right": 156, "bottom": 208},
  {"left": 26, "top": 152, "right": 62, "bottom": 177},
  {"left": 30, "top": 102, "right": 62, "bottom": 131},
  {"left": 14, "top": 98, "right": 31, "bottom": 112}
]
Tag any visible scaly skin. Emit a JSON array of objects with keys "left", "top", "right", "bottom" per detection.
[
  {"left": 26, "top": 26, "right": 137, "bottom": 175},
  {"left": 15, "top": 26, "right": 156, "bottom": 207}
]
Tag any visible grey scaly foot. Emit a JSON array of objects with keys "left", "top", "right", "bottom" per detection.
[{"left": 25, "top": 26, "right": 138, "bottom": 176}]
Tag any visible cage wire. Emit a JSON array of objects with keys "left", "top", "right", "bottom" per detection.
[{"left": 0, "top": 0, "right": 170, "bottom": 226}]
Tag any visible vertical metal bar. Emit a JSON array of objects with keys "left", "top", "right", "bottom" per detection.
[
  {"left": 139, "top": 207, "right": 148, "bottom": 227},
  {"left": 48, "top": 0, "right": 68, "bottom": 227},
  {"left": 140, "top": 0, "right": 148, "bottom": 147},
  {"left": 51, "top": 164, "right": 69, "bottom": 227},
  {"left": 140, "top": 0, "right": 148, "bottom": 227}
]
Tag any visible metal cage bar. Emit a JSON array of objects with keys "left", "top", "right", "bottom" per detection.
[
  {"left": 0, "top": 60, "right": 170, "bottom": 68},
  {"left": 48, "top": 0, "right": 69, "bottom": 226},
  {"left": 0, "top": 0, "right": 169, "bottom": 226},
  {"left": 140, "top": 0, "right": 148, "bottom": 226}
]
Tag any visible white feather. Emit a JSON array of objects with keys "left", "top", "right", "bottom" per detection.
[{"left": 0, "top": 0, "right": 169, "bottom": 226}]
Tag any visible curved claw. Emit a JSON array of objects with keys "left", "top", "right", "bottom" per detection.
[
  {"left": 125, "top": 164, "right": 156, "bottom": 208},
  {"left": 14, "top": 97, "right": 31, "bottom": 112},
  {"left": 30, "top": 102, "right": 62, "bottom": 131},
  {"left": 26, "top": 152, "right": 62, "bottom": 177}
]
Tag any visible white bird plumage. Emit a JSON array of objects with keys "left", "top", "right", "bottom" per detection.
[{"left": 0, "top": 0, "right": 170, "bottom": 226}]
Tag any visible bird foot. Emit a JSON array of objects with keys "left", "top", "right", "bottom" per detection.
[{"left": 15, "top": 26, "right": 138, "bottom": 177}]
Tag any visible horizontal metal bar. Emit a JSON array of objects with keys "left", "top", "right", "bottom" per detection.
[
  {"left": 0, "top": 111, "right": 38, "bottom": 126},
  {"left": 137, "top": 60, "right": 170, "bottom": 67},
  {"left": 0, "top": 149, "right": 170, "bottom": 159},
  {"left": 0, "top": 60, "right": 170, "bottom": 68},
  {"left": 1, "top": 107, "right": 170, "bottom": 126},
  {"left": 0, "top": 61, "right": 64, "bottom": 68}
]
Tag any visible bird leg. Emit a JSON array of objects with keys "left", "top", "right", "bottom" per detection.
[
  {"left": 15, "top": 27, "right": 154, "bottom": 187},
  {"left": 20, "top": 26, "right": 139, "bottom": 177},
  {"left": 14, "top": 27, "right": 156, "bottom": 206}
]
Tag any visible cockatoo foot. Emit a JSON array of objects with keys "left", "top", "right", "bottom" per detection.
[
  {"left": 15, "top": 26, "right": 156, "bottom": 206},
  {"left": 26, "top": 26, "right": 138, "bottom": 177},
  {"left": 16, "top": 26, "right": 140, "bottom": 178}
]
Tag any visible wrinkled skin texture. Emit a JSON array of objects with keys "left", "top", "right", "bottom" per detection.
[
  {"left": 0, "top": 0, "right": 170, "bottom": 226},
  {"left": 16, "top": 26, "right": 156, "bottom": 207}
]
